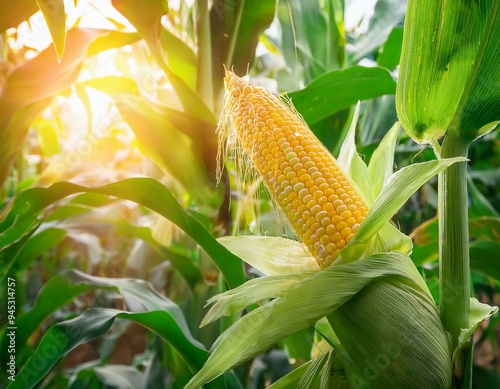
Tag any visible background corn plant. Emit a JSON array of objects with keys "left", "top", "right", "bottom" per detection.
[{"left": 0, "top": 0, "right": 499, "bottom": 388}]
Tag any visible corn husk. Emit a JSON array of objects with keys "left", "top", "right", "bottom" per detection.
[
  {"left": 396, "top": 0, "right": 500, "bottom": 144},
  {"left": 186, "top": 252, "right": 452, "bottom": 388}
]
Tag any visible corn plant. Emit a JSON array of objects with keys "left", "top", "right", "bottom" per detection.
[
  {"left": 182, "top": 66, "right": 496, "bottom": 387},
  {"left": 397, "top": 1, "right": 500, "bottom": 386}
]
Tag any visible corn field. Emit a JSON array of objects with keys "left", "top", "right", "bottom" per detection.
[{"left": 0, "top": 1, "right": 499, "bottom": 388}]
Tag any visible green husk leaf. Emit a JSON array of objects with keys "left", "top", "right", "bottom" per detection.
[
  {"left": 328, "top": 276, "right": 451, "bottom": 388},
  {"left": 453, "top": 298, "right": 499, "bottom": 364},
  {"left": 200, "top": 273, "right": 308, "bottom": 327},
  {"left": 346, "top": 157, "right": 467, "bottom": 250},
  {"left": 337, "top": 103, "right": 374, "bottom": 206},
  {"left": 396, "top": 0, "right": 500, "bottom": 144},
  {"left": 185, "top": 252, "right": 450, "bottom": 388},
  {"left": 296, "top": 352, "right": 329, "bottom": 389},
  {"left": 267, "top": 360, "right": 312, "bottom": 389},
  {"left": 368, "top": 122, "right": 400, "bottom": 198},
  {"left": 314, "top": 317, "right": 343, "bottom": 355},
  {"left": 370, "top": 222, "right": 412, "bottom": 257},
  {"left": 218, "top": 236, "right": 319, "bottom": 276}
]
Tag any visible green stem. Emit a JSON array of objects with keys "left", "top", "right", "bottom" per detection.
[
  {"left": 196, "top": 0, "right": 214, "bottom": 111},
  {"left": 224, "top": 0, "right": 245, "bottom": 70},
  {"left": 16, "top": 150, "right": 24, "bottom": 183},
  {"left": 438, "top": 130, "right": 471, "bottom": 387}
]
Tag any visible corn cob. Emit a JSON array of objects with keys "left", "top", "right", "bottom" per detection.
[{"left": 222, "top": 71, "right": 368, "bottom": 268}]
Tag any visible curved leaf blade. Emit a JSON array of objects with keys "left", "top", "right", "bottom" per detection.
[
  {"left": 8, "top": 308, "right": 210, "bottom": 389},
  {"left": 6, "top": 269, "right": 231, "bottom": 389},
  {"left": 367, "top": 122, "right": 400, "bottom": 198},
  {"left": 347, "top": 0, "right": 407, "bottom": 63},
  {"left": 36, "top": 0, "right": 66, "bottom": 60},
  {"left": 288, "top": 66, "right": 396, "bottom": 125},
  {"left": 347, "top": 157, "right": 467, "bottom": 248},
  {"left": 0, "top": 178, "right": 245, "bottom": 288},
  {"left": 218, "top": 236, "right": 319, "bottom": 276}
]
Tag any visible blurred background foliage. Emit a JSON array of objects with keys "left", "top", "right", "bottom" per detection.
[{"left": 0, "top": 0, "right": 498, "bottom": 387}]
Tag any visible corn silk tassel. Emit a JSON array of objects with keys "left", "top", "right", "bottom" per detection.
[{"left": 220, "top": 70, "right": 368, "bottom": 268}]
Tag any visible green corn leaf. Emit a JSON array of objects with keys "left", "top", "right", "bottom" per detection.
[
  {"left": 6, "top": 269, "right": 229, "bottom": 389},
  {"left": 211, "top": 0, "right": 276, "bottom": 86},
  {"left": 470, "top": 240, "right": 500, "bottom": 284},
  {"left": 396, "top": 0, "right": 500, "bottom": 144},
  {"left": 9, "top": 309, "right": 213, "bottom": 389},
  {"left": 0, "top": 178, "right": 244, "bottom": 288},
  {"left": 12, "top": 227, "right": 67, "bottom": 270},
  {"left": 185, "top": 252, "right": 450, "bottom": 388},
  {"left": 452, "top": 298, "right": 499, "bottom": 371},
  {"left": 458, "top": 298, "right": 498, "bottom": 349},
  {"left": 377, "top": 26, "right": 404, "bottom": 70},
  {"left": 0, "top": 28, "right": 126, "bottom": 188},
  {"left": 277, "top": 0, "right": 337, "bottom": 82},
  {"left": 288, "top": 66, "right": 397, "bottom": 125},
  {"left": 468, "top": 177, "right": 499, "bottom": 218},
  {"left": 80, "top": 76, "right": 218, "bottom": 198},
  {"left": 114, "top": 223, "right": 203, "bottom": 288},
  {"left": 36, "top": 0, "right": 66, "bottom": 60},
  {"left": 110, "top": 0, "right": 215, "bottom": 123},
  {"left": 159, "top": 28, "right": 197, "bottom": 90},
  {"left": 347, "top": 0, "right": 406, "bottom": 63},
  {"left": 0, "top": 269, "right": 96, "bottom": 364},
  {"left": 411, "top": 217, "right": 500, "bottom": 270},
  {"left": 86, "top": 31, "right": 142, "bottom": 57},
  {"left": 337, "top": 103, "right": 375, "bottom": 206},
  {"left": 0, "top": 223, "right": 40, "bottom": 285}
]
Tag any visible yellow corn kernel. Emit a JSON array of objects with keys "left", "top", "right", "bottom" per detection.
[{"left": 222, "top": 71, "right": 368, "bottom": 268}]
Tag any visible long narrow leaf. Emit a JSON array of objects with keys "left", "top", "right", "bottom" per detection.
[
  {"left": 7, "top": 269, "right": 231, "bottom": 389},
  {"left": 0, "top": 178, "right": 244, "bottom": 288},
  {"left": 8, "top": 308, "right": 210, "bottom": 389},
  {"left": 36, "top": 0, "right": 66, "bottom": 60},
  {"left": 347, "top": 157, "right": 467, "bottom": 248},
  {"left": 288, "top": 66, "right": 396, "bottom": 125}
]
